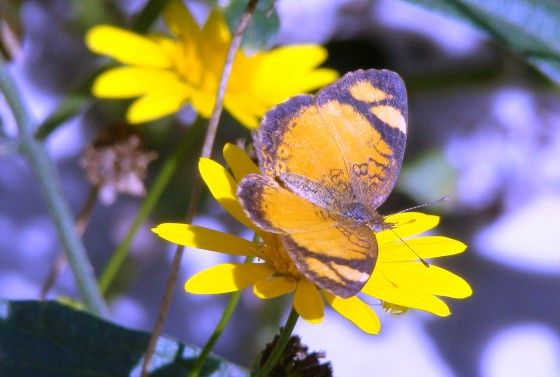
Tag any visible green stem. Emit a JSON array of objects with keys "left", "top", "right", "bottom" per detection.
[
  {"left": 99, "top": 118, "right": 204, "bottom": 294},
  {"left": 131, "top": 0, "right": 171, "bottom": 33},
  {"left": 0, "top": 132, "right": 18, "bottom": 154},
  {"left": 0, "top": 58, "right": 109, "bottom": 317},
  {"left": 188, "top": 257, "right": 254, "bottom": 377},
  {"left": 40, "top": 186, "right": 100, "bottom": 300},
  {"left": 254, "top": 307, "right": 300, "bottom": 377}
]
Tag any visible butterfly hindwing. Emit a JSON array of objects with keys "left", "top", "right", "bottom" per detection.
[
  {"left": 238, "top": 174, "right": 335, "bottom": 234},
  {"left": 237, "top": 174, "right": 377, "bottom": 297}
]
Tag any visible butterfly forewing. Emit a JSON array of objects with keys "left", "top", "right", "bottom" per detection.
[{"left": 316, "top": 70, "right": 407, "bottom": 209}]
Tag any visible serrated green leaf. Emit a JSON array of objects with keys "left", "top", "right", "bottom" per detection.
[
  {"left": 0, "top": 299, "right": 249, "bottom": 377},
  {"left": 400, "top": 0, "right": 560, "bottom": 83}
]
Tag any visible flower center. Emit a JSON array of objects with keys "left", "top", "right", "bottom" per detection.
[{"left": 261, "top": 234, "right": 301, "bottom": 279}]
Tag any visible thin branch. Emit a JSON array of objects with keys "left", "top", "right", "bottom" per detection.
[{"left": 140, "top": 0, "right": 260, "bottom": 375}]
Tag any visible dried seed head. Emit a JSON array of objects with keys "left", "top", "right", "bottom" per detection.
[
  {"left": 254, "top": 332, "right": 333, "bottom": 377},
  {"left": 80, "top": 124, "right": 157, "bottom": 205}
]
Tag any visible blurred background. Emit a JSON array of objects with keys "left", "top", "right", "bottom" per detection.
[{"left": 1, "top": 0, "right": 560, "bottom": 376}]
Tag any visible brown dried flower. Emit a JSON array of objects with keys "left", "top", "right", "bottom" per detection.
[
  {"left": 254, "top": 332, "right": 333, "bottom": 377},
  {"left": 80, "top": 124, "right": 157, "bottom": 205}
]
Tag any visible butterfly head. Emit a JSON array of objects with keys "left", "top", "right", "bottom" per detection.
[{"left": 338, "top": 200, "right": 389, "bottom": 232}]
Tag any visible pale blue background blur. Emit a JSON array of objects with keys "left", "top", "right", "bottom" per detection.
[{"left": 1, "top": 1, "right": 560, "bottom": 376}]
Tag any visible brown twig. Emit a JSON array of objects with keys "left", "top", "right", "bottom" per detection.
[
  {"left": 39, "top": 186, "right": 99, "bottom": 300},
  {"left": 140, "top": 1, "right": 260, "bottom": 375}
]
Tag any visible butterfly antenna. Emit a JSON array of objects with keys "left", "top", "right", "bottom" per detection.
[
  {"left": 387, "top": 196, "right": 450, "bottom": 266},
  {"left": 389, "top": 228, "right": 430, "bottom": 267},
  {"left": 395, "top": 196, "right": 450, "bottom": 214}
]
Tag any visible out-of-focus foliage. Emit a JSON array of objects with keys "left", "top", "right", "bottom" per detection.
[
  {"left": 222, "top": 0, "right": 280, "bottom": 53},
  {"left": 400, "top": 0, "right": 560, "bottom": 83}
]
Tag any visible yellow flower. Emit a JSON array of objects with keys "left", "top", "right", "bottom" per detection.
[
  {"left": 85, "top": 1, "right": 338, "bottom": 128},
  {"left": 152, "top": 144, "right": 472, "bottom": 334}
]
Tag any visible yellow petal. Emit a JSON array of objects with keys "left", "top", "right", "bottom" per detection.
[
  {"left": 223, "top": 95, "right": 263, "bottom": 129},
  {"left": 263, "top": 45, "right": 329, "bottom": 72},
  {"left": 323, "top": 291, "right": 381, "bottom": 334},
  {"left": 253, "top": 276, "right": 297, "bottom": 299},
  {"left": 162, "top": 3, "right": 223, "bottom": 120},
  {"left": 199, "top": 158, "right": 261, "bottom": 234},
  {"left": 229, "top": 86, "right": 273, "bottom": 118},
  {"left": 255, "top": 67, "right": 338, "bottom": 102},
  {"left": 363, "top": 270, "right": 451, "bottom": 317},
  {"left": 288, "top": 68, "right": 339, "bottom": 95},
  {"left": 91, "top": 67, "right": 182, "bottom": 98},
  {"left": 163, "top": 0, "right": 200, "bottom": 40},
  {"left": 375, "top": 262, "right": 472, "bottom": 299},
  {"left": 86, "top": 25, "right": 171, "bottom": 68},
  {"left": 293, "top": 279, "right": 324, "bottom": 324},
  {"left": 201, "top": 10, "right": 230, "bottom": 46},
  {"left": 127, "top": 86, "right": 189, "bottom": 124},
  {"left": 224, "top": 85, "right": 272, "bottom": 130},
  {"left": 185, "top": 263, "right": 275, "bottom": 294},
  {"left": 223, "top": 45, "right": 338, "bottom": 129},
  {"left": 223, "top": 144, "right": 259, "bottom": 182},
  {"left": 189, "top": 85, "right": 217, "bottom": 118},
  {"left": 213, "top": 43, "right": 338, "bottom": 129},
  {"left": 289, "top": 69, "right": 339, "bottom": 97},
  {"left": 249, "top": 46, "right": 338, "bottom": 100},
  {"left": 152, "top": 223, "right": 260, "bottom": 256},
  {"left": 377, "top": 212, "right": 440, "bottom": 244},
  {"left": 379, "top": 236, "right": 467, "bottom": 262}
]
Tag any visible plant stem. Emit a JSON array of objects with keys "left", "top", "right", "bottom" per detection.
[
  {"left": 140, "top": 1, "right": 260, "bottom": 375},
  {"left": 98, "top": 118, "right": 204, "bottom": 295},
  {"left": 190, "top": 233, "right": 261, "bottom": 375},
  {"left": 0, "top": 57, "right": 109, "bottom": 317},
  {"left": 187, "top": 257, "right": 254, "bottom": 377},
  {"left": 254, "top": 307, "right": 300, "bottom": 377},
  {"left": 131, "top": 0, "right": 171, "bottom": 34},
  {"left": 40, "top": 186, "right": 99, "bottom": 300}
]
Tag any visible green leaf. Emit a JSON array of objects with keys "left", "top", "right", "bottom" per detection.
[
  {"left": 0, "top": 299, "right": 249, "bottom": 377},
  {"left": 223, "top": 0, "right": 280, "bottom": 53},
  {"left": 400, "top": 0, "right": 560, "bottom": 83}
]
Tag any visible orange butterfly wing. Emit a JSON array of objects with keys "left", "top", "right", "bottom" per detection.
[
  {"left": 238, "top": 69, "right": 408, "bottom": 298},
  {"left": 257, "top": 69, "right": 407, "bottom": 209},
  {"left": 238, "top": 174, "right": 376, "bottom": 298}
]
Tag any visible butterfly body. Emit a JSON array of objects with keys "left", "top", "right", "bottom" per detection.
[
  {"left": 238, "top": 69, "right": 407, "bottom": 298},
  {"left": 337, "top": 201, "right": 385, "bottom": 231}
]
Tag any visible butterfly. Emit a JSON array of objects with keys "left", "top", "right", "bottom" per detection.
[{"left": 237, "top": 69, "right": 407, "bottom": 298}]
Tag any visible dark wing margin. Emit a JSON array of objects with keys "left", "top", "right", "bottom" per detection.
[{"left": 316, "top": 69, "right": 408, "bottom": 209}]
